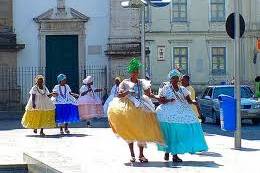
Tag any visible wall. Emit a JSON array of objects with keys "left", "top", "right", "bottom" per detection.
[
  {"left": 13, "top": 0, "right": 109, "bottom": 67},
  {"left": 146, "top": 0, "right": 260, "bottom": 90}
]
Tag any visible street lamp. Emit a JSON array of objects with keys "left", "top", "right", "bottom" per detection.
[
  {"left": 121, "top": 0, "right": 147, "bottom": 78},
  {"left": 121, "top": 0, "right": 171, "bottom": 78}
]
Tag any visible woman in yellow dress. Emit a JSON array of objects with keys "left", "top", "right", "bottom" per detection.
[
  {"left": 21, "top": 75, "right": 56, "bottom": 136},
  {"left": 108, "top": 58, "right": 163, "bottom": 163}
]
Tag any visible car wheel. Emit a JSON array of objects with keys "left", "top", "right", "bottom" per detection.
[{"left": 252, "top": 119, "right": 260, "bottom": 125}]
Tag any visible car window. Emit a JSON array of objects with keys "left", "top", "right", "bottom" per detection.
[
  {"left": 202, "top": 88, "right": 210, "bottom": 98},
  {"left": 207, "top": 88, "right": 213, "bottom": 97},
  {"left": 213, "top": 87, "right": 253, "bottom": 99},
  {"left": 241, "top": 87, "right": 253, "bottom": 98}
]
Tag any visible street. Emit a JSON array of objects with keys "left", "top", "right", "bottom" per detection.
[{"left": 0, "top": 118, "right": 259, "bottom": 173}]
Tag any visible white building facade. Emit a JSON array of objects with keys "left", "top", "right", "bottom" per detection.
[
  {"left": 145, "top": 0, "right": 260, "bottom": 91},
  {"left": 12, "top": 0, "right": 110, "bottom": 93}
]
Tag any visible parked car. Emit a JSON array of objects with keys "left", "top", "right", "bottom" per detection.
[{"left": 198, "top": 85, "right": 260, "bottom": 125}]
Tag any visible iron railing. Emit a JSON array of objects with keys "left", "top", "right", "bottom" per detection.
[{"left": 0, "top": 66, "right": 107, "bottom": 111}]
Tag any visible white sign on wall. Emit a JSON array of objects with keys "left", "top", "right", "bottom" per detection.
[{"left": 157, "top": 46, "right": 165, "bottom": 61}]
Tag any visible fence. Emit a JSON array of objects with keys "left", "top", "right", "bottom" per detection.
[{"left": 0, "top": 66, "right": 107, "bottom": 112}]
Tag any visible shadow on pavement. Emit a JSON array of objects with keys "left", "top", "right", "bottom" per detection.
[
  {"left": 202, "top": 123, "right": 260, "bottom": 140},
  {"left": 196, "top": 151, "right": 223, "bottom": 157},
  {"left": 174, "top": 161, "right": 223, "bottom": 168},
  {"left": 26, "top": 133, "right": 90, "bottom": 138},
  {"left": 0, "top": 118, "right": 110, "bottom": 130},
  {"left": 124, "top": 161, "right": 222, "bottom": 168},
  {"left": 230, "top": 147, "right": 260, "bottom": 152}
]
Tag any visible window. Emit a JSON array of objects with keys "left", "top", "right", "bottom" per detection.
[
  {"left": 210, "top": 0, "right": 225, "bottom": 22},
  {"left": 0, "top": 0, "right": 12, "bottom": 31},
  {"left": 207, "top": 88, "right": 213, "bottom": 97},
  {"left": 173, "top": 47, "right": 188, "bottom": 74},
  {"left": 172, "top": 0, "right": 187, "bottom": 22},
  {"left": 211, "top": 47, "right": 226, "bottom": 75},
  {"left": 202, "top": 88, "right": 210, "bottom": 98}
]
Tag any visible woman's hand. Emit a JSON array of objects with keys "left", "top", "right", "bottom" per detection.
[
  {"left": 118, "top": 91, "right": 129, "bottom": 98},
  {"left": 32, "top": 103, "right": 36, "bottom": 109},
  {"left": 159, "top": 97, "right": 167, "bottom": 104},
  {"left": 47, "top": 92, "right": 54, "bottom": 97},
  {"left": 71, "top": 93, "right": 79, "bottom": 98},
  {"left": 81, "top": 91, "right": 87, "bottom": 96},
  {"left": 159, "top": 97, "right": 175, "bottom": 104},
  {"left": 52, "top": 93, "right": 58, "bottom": 97}
]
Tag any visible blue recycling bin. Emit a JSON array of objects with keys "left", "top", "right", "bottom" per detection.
[{"left": 218, "top": 94, "right": 236, "bottom": 131}]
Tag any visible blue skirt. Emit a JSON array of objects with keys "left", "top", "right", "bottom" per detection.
[
  {"left": 55, "top": 104, "right": 80, "bottom": 124},
  {"left": 158, "top": 122, "right": 208, "bottom": 154}
]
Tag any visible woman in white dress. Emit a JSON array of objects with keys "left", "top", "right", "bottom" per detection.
[
  {"left": 156, "top": 69, "right": 208, "bottom": 162},
  {"left": 22, "top": 75, "right": 56, "bottom": 136},
  {"left": 103, "top": 77, "right": 121, "bottom": 116},
  {"left": 78, "top": 76, "right": 104, "bottom": 121},
  {"left": 52, "top": 74, "right": 80, "bottom": 134}
]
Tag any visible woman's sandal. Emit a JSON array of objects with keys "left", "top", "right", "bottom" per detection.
[
  {"left": 164, "top": 153, "right": 170, "bottom": 161},
  {"left": 65, "top": 129, "right": 70, "bottom": 134},
  {"left": 40, "top": 132, "right": 45, "bottom": 136},
  {"left": 130, "top": 156, "right": 136, "bottom": 163},
  {"left": 172, "top": 155, "right": 183, "bottom": 162},
  {"left": 60, "top": 130, "right": 64, "bottom": 135},
  {"left": 139, "top": 156, "right": 148, "bottom": 163}
]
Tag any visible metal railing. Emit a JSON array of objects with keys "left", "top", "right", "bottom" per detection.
[{"left": 0, "top": 66, "right": 107, "bottom": 111}]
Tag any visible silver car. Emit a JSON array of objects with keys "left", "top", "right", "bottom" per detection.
[{"left": 198, "top": 85, "right": 260, "bottom": 125}]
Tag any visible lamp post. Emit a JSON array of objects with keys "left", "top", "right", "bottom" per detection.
[
  {"left": 121, "top": 0, "right": 147, "bottom": 78},
  {"left": 121, "top": 0, "right": 171, "bottom": 78}
]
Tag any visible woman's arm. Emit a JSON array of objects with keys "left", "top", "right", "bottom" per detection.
[
  {"left": 32, "top": 94, "right": 36, "bottom": 109},
  {"left": 47, "top": 92, "right": 55, "bottom": 97},
  {"left": 94, "top": 88, "right": 104, "bottom": 92},
  {"left": 70, "top": 92, "right": 79, "bottom": 98},
  {"left": 185, "top": 95, "right": 196, "bottom": 104},
  {"left": 52, "top": 92, "right": 58, "bottom": 97},
  {"left": 159, "top": 96, "right": 175, "bottom": 104},
  {"left": 144, "top": 88, "right": 153, "bottom": 98},
  {"left": 118, "top": 91, "right": 129, "bottom": 98}
]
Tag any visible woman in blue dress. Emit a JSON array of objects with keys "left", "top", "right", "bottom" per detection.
[
  {"left": 52, "top": 74, "right": 80, "bottom": 134},
  {"left": 156, "top": 69, "right": 208, "bottom": 162}
]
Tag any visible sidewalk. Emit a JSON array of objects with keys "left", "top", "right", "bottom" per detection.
[{"left": 0, "top": 119, "right": 259, "bottom": 173}]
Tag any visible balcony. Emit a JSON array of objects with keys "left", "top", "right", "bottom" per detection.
[
  {"left": 0, "top": 32, "right": 25, "bottom": 51},
  {"left": 105, "top": 42, "right": 141, "bottom": 57}
]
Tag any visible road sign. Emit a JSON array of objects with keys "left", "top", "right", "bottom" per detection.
[{"left": 225, "top": 13, "right": 245, "bottom": 39}]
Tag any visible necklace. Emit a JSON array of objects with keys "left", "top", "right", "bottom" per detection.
[
  {"left": 36, "top": 85, "right": 47, "bottom": 96},
  {"left": 59, "top": 85, "right": 67, "bottom": 99},
  {"left": 171, "top": 85, "right": 186, "bottom": 103}
]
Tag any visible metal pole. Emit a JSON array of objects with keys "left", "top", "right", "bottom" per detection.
[
  {"left": 141, "top": 5, "right": 146, "bottom": 78},
  {"left": 234, "top": 0, "right": 241, "bottom": 149}
]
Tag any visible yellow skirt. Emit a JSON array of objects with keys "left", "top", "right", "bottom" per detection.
[
  {"left": 21, "top": 110, "right": 56, "bottom": 129},
  {"left": 108, "top": 98, "right": 164, "bottom": 144}
]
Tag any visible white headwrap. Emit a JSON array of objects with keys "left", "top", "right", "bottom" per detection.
[{"left": 83, "top": 76, "right": 93, "bottom": 85}]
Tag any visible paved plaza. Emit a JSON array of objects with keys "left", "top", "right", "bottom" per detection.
[{"left": 0, "top": 119, "right": 259, "bottom": 173}]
